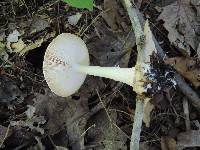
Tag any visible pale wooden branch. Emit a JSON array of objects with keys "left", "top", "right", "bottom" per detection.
[
  {"left": 130, "top": 99, "right": 144, "bottom": 150},
  {"left": 122, "top": 0, "right": 149, "bottom": 150},
  {"left": 183, "top": 98, "right": 191, "bottom": 131}
]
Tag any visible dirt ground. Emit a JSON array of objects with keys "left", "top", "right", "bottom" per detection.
[{"left": 0, "top": 0, "right": 200, "bottom": 150}]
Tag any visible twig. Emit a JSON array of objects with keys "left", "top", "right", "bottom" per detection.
[
  {"left": 81, "top": 124, "right": 96, "bottom": 137},
  {"left": 130, "top": 99, "right": 144, "bottom": 150},
  {"left": 175, "top": 74, "right": 200, "bottom": 111},
  {"left": 0, "top": 124, "right": 10, "bottom": 148},
  {"left": 122, "top": 0, "right": 148, "bottom": 150},
  {"left": 183, "top": 98, "right": 191, "bottom": 130}
]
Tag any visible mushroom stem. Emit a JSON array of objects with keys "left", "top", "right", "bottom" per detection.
[{"left": 74, "top": 64, "right": 135, "bottom": 86}]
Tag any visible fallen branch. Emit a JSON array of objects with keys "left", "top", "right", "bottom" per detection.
[
  {"left": 123, "top": 0, "right": 154, "bottom": 150},
  {"left": 123, "top": 0, "right": 200, "bottom": 149},
  {"left": 130, "top": 99, "right": 144, "bottom": 150}
]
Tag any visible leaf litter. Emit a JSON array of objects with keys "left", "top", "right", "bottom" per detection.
[{"left": 158, "top": 0, "right": 200, "bottom": 55}]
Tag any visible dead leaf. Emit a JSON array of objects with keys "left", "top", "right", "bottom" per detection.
[
  {"left": 102, "top": 0, "right": 119, "bottom": 31},
  {"left": 102, "top": 0, "right": 130, "bottom": 32},
  {"left": 88, "top": 20, "right": 134, "bottom": 67},
  {"left": 19, "top": 32, "right": 55, "bottom": 56},
  {"left": 0, "top": 42, "right": 8, "bottom": 61},
  {"left": 10, "top": 118, "right": 45, "bottom": 135},
  {"left": 6, "top": 30, "right": 21, "bottom": 51},
  {"left": 5, "top": 16, "right": 52, "bottom": 56},
  {"left": 34, "top": 92, "right": 89, "bottom": 150},
  {"left": 158, "top": 0, "right": 200, "bottom": 55},
  {"left": 0, "top": 75, "right": 23, "bottom": 103},
  {"left": 25, "top": 105, "right": 36, "bottom": 119},
  {"left": 0, "top": 32, "right": 6, "bottom": 42},
  {"left": 165, "top": 57, "right": 200, "bottom": 87},
  {"left": 30, "top": 16, "right": 50, "bottom": 34},
  {"left": 161, "top": 136, "right": 177, "bottom": 150},
  {"left": 177, "top": 130, "right": 200, "bottom": 148},
  {"left": 68, "top": 13, "right": 82, "bottom": 26},
  {"left": 86, "top": 110, "right": 127, "bottom": 150},
  {"left": 6, "top": 30, "right": 20, "bottom": 43},
  {"left": 11, "top": 38, "right": 26, "bottom": 52}
]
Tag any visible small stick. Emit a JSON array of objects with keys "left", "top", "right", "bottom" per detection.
[
  {"left": 130, "top": 98, "right": 144, "bottom": 150},
  {"left": 122, "top": 0, "right": 150, "bottom": 150},
  {"left": 183, "top": 98, "right": 191, "bottom": 130},
  {"left": 0, "top": 124, "right": 11, "bottom": 148}
]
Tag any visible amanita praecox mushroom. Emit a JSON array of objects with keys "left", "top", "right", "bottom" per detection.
[{"left": 43, "top": 33, "right": 135, "bottom": 97}]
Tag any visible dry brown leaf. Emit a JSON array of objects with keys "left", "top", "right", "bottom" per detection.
[
  {"left": 34, "top": 90, "right": 91, "bottom": 150},
  {"left": 88, "top": 20, "right": 134, "bottom": 67},
  {"left": 102, "top": 0, "right": 120, "bottom": 31},
  {"left": 86, "top": 110, "right": 127, "bottom": 150},
  {"left": 6, "top": 30, "right": 21, "bottom": 51},
  {"left": 177, "top": 130, "right": 200, "bottom": 148},
  {"left": 0, "top": 76, "right": 23, "bottom": 103},
  {"left": 102, "top": 0, "right": 130, "bottom": 32},
  {"left": 19, "top": 32, "right": 55, "bottom": 56},
  {"left": 158, "top": 0, "right": 200, "bottom": 55},
  {"left": 30, "top": 16, "right": 50, "bottom": 34},
  {"left": 161, "top": 136, "right": 177, "bottom": 150},
  {"left": 165, "top": 57, "right": 200, "bottom": 87}
]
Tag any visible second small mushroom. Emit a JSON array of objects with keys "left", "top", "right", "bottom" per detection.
[{"left": 43, "top": 33, "right": 135, "bottom": 97}]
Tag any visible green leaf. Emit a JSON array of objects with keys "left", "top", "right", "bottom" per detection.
[{"left": 63, "top": 0, "right": 93, "bottom": 11}]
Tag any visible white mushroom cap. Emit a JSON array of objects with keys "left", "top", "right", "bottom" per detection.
[{"left": 43, "top": 33, "right": 89, "bottom": 97}]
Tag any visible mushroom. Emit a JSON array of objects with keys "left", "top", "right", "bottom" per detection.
[{"left": 43, "top": 33, "right": 135, "bottom": 97}]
